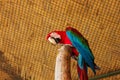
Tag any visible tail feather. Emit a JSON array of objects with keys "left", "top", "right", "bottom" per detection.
[{"left": 77, "top": 64, "right": 88, "bottom": 80}]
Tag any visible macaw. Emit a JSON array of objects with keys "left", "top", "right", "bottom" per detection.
[{"left": 46, "top": 27, "right": 100, "bottom": 80}]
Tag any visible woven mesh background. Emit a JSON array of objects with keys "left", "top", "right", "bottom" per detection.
[{"left": 0, "top": 0, "right": 120, "bottom": 80}]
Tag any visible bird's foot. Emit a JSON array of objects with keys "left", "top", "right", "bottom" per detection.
[{"left": 95, "top": 65, "right": 101, "bottom": 70}]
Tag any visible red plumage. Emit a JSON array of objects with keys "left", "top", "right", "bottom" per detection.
[{"left": 77, "top": 64, "right": 88, "bottom": 80}]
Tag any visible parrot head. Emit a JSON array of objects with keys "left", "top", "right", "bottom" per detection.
[{"left": 46, "top": 31, "right": 61, "bottom": 45}]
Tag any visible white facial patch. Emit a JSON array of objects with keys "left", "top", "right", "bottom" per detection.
[{"left": 50, "top": 32, "right": 61, "bottom": 39}]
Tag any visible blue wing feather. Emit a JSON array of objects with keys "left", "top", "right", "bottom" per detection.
[
  {"left": 78, "top": 54, "right": 84, "bottom": 69},
  {"left": 66, "top": 30, "right": 96, "bottom": 74}
]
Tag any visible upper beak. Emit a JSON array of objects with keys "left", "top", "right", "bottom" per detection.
[{"left": 48, "top": 37, "right": 57, "bottom": 45}]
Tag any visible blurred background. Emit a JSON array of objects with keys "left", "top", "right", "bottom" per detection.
[{"left": 0, "top": 0, "right": 120, "bottom": 80}]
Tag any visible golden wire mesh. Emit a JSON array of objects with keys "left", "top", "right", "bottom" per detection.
[{"left": 0, "top": 0, "right": 120, "bottom": 80}]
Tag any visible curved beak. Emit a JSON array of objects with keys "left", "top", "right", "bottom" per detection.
[{"left": 48, "top": 37, "right": 57, "bottom": 45}]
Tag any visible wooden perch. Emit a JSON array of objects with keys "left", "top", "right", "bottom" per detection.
[{"left": 55, "top": 45, "right": 72, "bottom": 80}]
